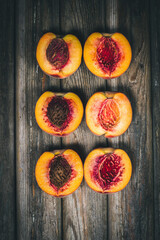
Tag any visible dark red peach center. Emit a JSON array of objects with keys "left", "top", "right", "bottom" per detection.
[
  {"left": 93, "top": 153, "right": 124, "bottom": 190},
  {"left": 46, "top": 38, "right": 69, "bottom": 69},
  {"left": 49, "top": 155, "right": 71, "bottom": 189},
  {"left": 47, "top": 96, "right": 72, "bottom": 129},
  {"left": 98, "top": 99, "right": 120, "bottom": 131},
  {"left": 97, "top": 37, "right": 121, "bottom": 74}
]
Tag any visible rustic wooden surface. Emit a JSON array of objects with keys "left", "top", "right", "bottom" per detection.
[
  {"left": 0, "top": 1, "right": 15, "bottom": 240},
  {"left": 0, "top": 0, "right": 160, "bottom": 239}
]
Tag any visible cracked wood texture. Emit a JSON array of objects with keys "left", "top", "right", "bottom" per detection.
[{"left": 0, "top": 0, "right": 159, "bottom": 240}]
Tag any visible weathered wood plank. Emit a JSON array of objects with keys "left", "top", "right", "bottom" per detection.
[
  {"left": 0, "top": 1, "right": 16, "bottom": 240},
  {"left": 60, "top": 0, "right": 108, "bottom": 239},
  {"left": 106, "top": 0, "right": 154, "bottom": 239},
  {"left": 1, "top": 0, "right": 158, "bottom": 239},
  {"left": 16, "top": 0, "right": 61, "bottom": 239},
  {"left": 150, "top": 0, "right": 160, "bottom": 239}
]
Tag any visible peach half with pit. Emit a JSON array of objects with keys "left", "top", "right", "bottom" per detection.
[
  {"left": 35, "top": 149, "right": 83, "bottom": 197},
  {"left": 83, "top": 32, "right": 132, "bottom": 79},
  {"left": 84, "top": 148, "right": 132, "bottom": 193},
  {"left": 85, "top": 92, "right": 132, "bottom": 138},
  {"left": 36, "top": 32, "right": 82, "bottom": 78},
  {"left": 35, "top": 91, "right": 84, "bottom": 136}
]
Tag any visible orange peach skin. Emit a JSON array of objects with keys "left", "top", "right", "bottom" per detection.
[
  {"left": 86, "top": 92, "right": 132, "bottom": 138},
  {"left": 35, "top": 91, "right": 84, "bottom": 136},
  {"left": 84, "top": 148, "right": 132, "bottom": 193},
  {"left": 83, "top": 32, "right": 132, "bottom": 79},
  {"left": 35, "top": 149, "right": 84, "bottom": 197},
  {"left": 36, "top": 32, "right": 82, "bottom": 78}
]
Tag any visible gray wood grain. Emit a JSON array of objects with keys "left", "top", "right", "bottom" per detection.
[
  {"left": 16, "top": 0, "right": 61, "bottom": 239},
  {"left": 150, "top": 0, "right": 160, "bottom": 239},
  {"left": 60, "top": 0, "right": 108, "bottom": 239},
  {"left": 1, "top": 0, "right": 159, "bottom": 239},
  {"left": 0, "top": 1, "right": 16, "bottom": 240},
  {"left": 106, "top": 0, "right": 154, "bottom": 239}
]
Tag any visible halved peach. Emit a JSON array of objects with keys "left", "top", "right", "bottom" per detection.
[
  {"left": 83, "top": 32, "right": 132, "bottom": 79},
  {"left": 86, "top": 92, "right": 132, "bottom": 138},
  {"left": 84, "top": 148, "right": 132, "bottom": 193},
  {"left": 36, "top": 32, "right": 82, "bottom": 78},
  {"left": 35, "top": 149, "right": 83, "bottom": 197},
  {"left": 35, "top": 91, "right": 84, "bottom": 136}
]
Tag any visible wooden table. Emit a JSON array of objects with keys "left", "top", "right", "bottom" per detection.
[{"left": 1, "top": 0, "right": 160, "bottom": 239}]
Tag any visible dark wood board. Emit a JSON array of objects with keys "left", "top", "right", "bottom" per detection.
[
  {"left": 60, "top": 1, "right": 108, "bottom": 239},
  {"left": 0, "top": 1, "right": 16, "bottom": 240},
  {"left": 15, "top": 0, "right": 61, "bottom": 239},
  {"left": 106, "top": 0, "right": 154, "bottom": 240},
  {"left": 0, "top": 0, "right": 160, "bottom": 239},
  {"left": 150, "top": 0, "right": 160, "bottom": 239}
]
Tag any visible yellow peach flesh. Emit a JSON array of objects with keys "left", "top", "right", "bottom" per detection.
[
  {"left": 86, "top": 92, "right": 106, "bottom": 135},
  {"left": 84, "top": 148, "right": 132, "bottom": 193},
  {"left": 36, "top": 33, "right": 82, "bottom": 78},
  {"left": 35, "top": 149, "right": 83, "bottom": 197},
  {"left": 85, "top": 92, "right": 132, "bottom": 138},
  {"left": 83, "top": 32, "right": 132, "bottom": 79},
  {"left": 35, "top": 91, "right": 83, "bottom": 136}
]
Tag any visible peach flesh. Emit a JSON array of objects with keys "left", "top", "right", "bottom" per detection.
[
  {"left": 98, "top": 99, "right": 120, "bottom": 131},
  {"left": 49, "top": 155, "right": 72, "bottom": 189},
  {"left": 46, "top": 38, "right": 69, "bottom": 69},
  {"left": 97, "top": 37, "right": 121, "bottom": 74},
  {"left": 92, "top": 153, "right": 124, "bottom": 190},
  {"left": 45, "top": 96, "right": 73, "bottom": 131}
]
